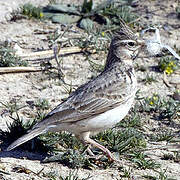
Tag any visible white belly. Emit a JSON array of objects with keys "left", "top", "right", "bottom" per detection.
[
  {"left": 73, "top": 97, "right": 134, "bottom": 134},
  {"left": 49, "top": 97, "right": 134, "bottom": 136}
]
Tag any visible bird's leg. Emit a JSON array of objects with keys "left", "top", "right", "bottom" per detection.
[
  {"left": 82, "top": 144, "right": 95, "bottom": 156},
  {"left": 78, "top": 132, "right": 119, "bottom": 162},
  {"left": 85, "top": 137, "right": 118, "bottom": 162},
  {"left": 86, "top": 145, "right": 95, "bottom": 156}
]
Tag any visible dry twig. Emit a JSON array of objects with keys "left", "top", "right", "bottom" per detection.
[{"left": 0, "top": 67, "right": 41, "bottom": 74}]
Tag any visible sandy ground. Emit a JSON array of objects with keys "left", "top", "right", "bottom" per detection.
[{"left": 0, "top": 0, "right": 179, "bottom": 179}]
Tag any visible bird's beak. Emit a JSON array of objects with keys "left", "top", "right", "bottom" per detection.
[
  {"left": 137, "top": 39, "right": 145, "bottom": 47},
  {"left": 132, "top": 39, "right": 146, "bottom": 60}
]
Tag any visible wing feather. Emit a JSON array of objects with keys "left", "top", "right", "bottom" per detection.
[{"left": 36, "top": 68, "right": 136, "bottom": 127}]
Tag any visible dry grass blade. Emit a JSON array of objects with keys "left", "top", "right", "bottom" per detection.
[
  {"left": 16, "top": 47, "right": 82, "bottom": 59},
  {"left": 0, "top": 66, "right": 41, "bottom": 73}
]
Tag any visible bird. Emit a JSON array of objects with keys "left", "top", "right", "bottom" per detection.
[{"left": 6, "top": 20, "right": 145, "bottom": 162}]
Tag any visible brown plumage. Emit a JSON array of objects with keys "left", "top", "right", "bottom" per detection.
[{"left": 6, "top": 20, "right": 145, "bottom": 161}]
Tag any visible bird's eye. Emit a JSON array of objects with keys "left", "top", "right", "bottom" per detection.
[{"left": 127, "top": 41, "right": 135, "bottom": 47}]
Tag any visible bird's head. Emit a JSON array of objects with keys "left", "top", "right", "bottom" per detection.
[{"left": 105, "top": 22, "right": 145, "bottom": 68}]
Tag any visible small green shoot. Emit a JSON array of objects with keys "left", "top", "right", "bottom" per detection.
[
  {"left": 158, "top": 57, "right": 179, "bottom": 75},
  {"left": 141, "top": 73, "right": 158, "bottom": 85},
  {"left": 150, "top": 131, "right": 174, "bottom": 142},
  {"left": 35, "top": 98, "right": 50, "bottom": 111},
  {"left": 95, "top": 128, "right": 146, "bottom": 155},
  {"left": 0, "top": 43, "right": 28, "bottom": 67},
  {"left": 138, "top": 94, "right": 179, "bottom": 121},
  {"left": 129, "top": 152, "right": 160, "bottom": 169},
  {"left": 0, "top": 100, "right": 25, "bottom": 115},
  {"left": 21, "top": 3, "right": 44, "bottom": 19}
]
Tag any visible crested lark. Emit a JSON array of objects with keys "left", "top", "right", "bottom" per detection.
[{"left": 6, "top": 21, "right": 145, "bottom": 161}]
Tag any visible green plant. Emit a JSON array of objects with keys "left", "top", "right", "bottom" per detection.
[
  {"left": 59, "top": 170, "right": 91, "bottom": 180},
  {"left": 129, "top": 152, "right": 160, "bottom": 169},
  {"left": 156, "top": 169, "right": 169, "bottom": 180},
  {"left": 95, "top": 128, "right": 146, "bottom": 155},
  {"left": 0, "top": 44, "right": 28, "bottom": 67},
  {"left": 101, "top": 4, "right": 138, "bottom": 25},
  {"left": 0, "top": 106, "right": 49, "bottom": 152},
  {"left": 162, "top": 153, "right": 174, "bottom": 161},
  {"left": 159, "top": 98, "right": 179, "bottom": 121},
  {"left": 86, "top": 56, "right": 105, "bottom": 73},
  {"left": 138, "top": 94, "right": 179, "bottom": 121},
  {"left": 21, "top": 3, "right": 44, "bottom": 19},
  {"left": 173, "top": 151, "right": 180, "bottom": 163},
  {"left": 158, "top": 57, "right": 179, "bottom": 75},
  {"left": 39, "top": 131, "right": 83, "bottom": 152},
  {"left": 117, "top": 111, "right": 142, "bottom": 128},
  {"left": 139, "top": 94, "right": 161, "bottom": 113},
  {"left": 142, "top": 175, "right": 156, "bottom": 180},
  {"left": 69, "top": 32, "right": 109, "bottom": 73},
  {"left": 120, "top": 167, "right": 132, "bottom": 178},
  {"left": 141, "top": 73, "right": 158, "bottom": 85},
  {"left": 43, "top": 1, "right": 139, "bottom": 34},
  {"left": 45, "top": 150, "right": 94, "bottom": 169},
  {"left": 150, "top": 131, "right": 174, "bottom": 142},
  {"left": 0, "top": 113, "right": 48, "bottom": 152},
  {"left": 35, "top": 98, "right": 50, "bottom": 111},
  {"left": 82, "top": 0, "right": 93, "bottom": 14},
  {"left": 0, "top": 100, "right": 25, "bottom": 115},
  {"left": 44, "top": 170, "right": 91, "bottom": 180},
  {"left": 143, "top": 169, "right": 177, "bottom": 180}
]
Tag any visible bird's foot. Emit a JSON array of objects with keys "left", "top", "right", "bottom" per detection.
[{"left": 83, "top": 137, "right": 121, "bottom": 163}]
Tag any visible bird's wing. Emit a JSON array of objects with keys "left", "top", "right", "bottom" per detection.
[
  {"left": 37, "top": 69, "right": 135, "bottom": 126},
  {"left": 6, "top": 69, "right": 135, "bottom": 151}
]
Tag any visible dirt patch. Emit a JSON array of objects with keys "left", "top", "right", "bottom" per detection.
[{"left": 0, "top": 0, "right": 179, "bottom": 179}]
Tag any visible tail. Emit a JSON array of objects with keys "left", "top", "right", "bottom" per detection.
[{"left": 6, "top": 127, "right": 46, "bottom": 151}]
